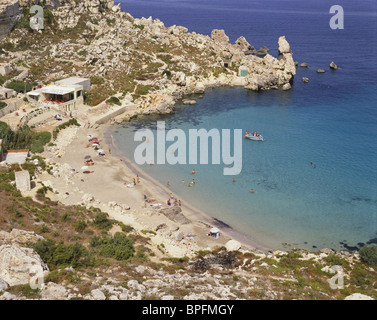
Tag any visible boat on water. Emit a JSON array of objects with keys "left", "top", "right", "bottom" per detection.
[{"left": 244, "top": 131, "right": 264, "bottom": 141}]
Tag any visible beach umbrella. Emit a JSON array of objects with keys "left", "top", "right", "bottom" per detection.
[
  {"left": 97, "top": 149, "right": 104, "bottom": 154},
  {"left": 92, "top": 143, "right": 99, "bottom": 146},
  {"left": 81, "top": 166, "right": 89, "bottom": 170},
  {"left": 210, "top": 227, "right": 220, "bottom": 234},
  {"left": 84, "top": 155, "right": 92, "bottom": 159}
]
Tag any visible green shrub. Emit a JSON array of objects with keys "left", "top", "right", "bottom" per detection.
[
  {"left": 52, "top": 118, "right": 80, "bottom": 140},
  {"left": 0, "top": 122, "right": 50, "bottom": 153},
  {"left": 359, "top": 245, "right": 377, "bottom": 266},
  {"left": 0, "top": 101, "right": 7, "bottom": 110},
  {"left": 133, "top": 24, "right": 145, "bottom": 30},
  {"left": 74, "top": 220, "right": 87, "bottom": 233},
  {"left": 33, "top": 239, "right": 94, "bottom": 269},
  {"left": 90, "top": 76, "right": 104, "bottom": 85},
  {"left": 89, "top": 232, "right": 135, "bottom": 261},
  {"left": 92, "top": 212, "right": 113, "bottom": 231},
  {"left": 106, "top": 96, "right": 121, "bottom": 106},
  {"left": 6, "top": 81, "right": 32, "bottom": 93}
]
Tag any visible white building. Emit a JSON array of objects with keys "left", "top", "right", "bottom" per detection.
[
  {"left": 27, "top": 77, "right": 91, "bottom": 112},
  {"left": 0, "top": 86, "right": 17, "bottom": 100}
]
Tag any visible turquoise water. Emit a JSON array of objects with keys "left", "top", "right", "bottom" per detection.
[{"left": 113, "top": 0, "right": 377, "bottom": 251}]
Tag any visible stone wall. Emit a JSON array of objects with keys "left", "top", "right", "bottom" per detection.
[{"left": 0, "top": 99, "right": 23, "bottom": 118}]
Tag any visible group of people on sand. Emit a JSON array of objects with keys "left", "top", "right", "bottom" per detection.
[
  {"left": 167, "top": 195, "right": 182, "bottom": 207},
  {"left": 133, "top": 175, "right": 141, "bottom": 186},
  {"left": 124, "top": 175, "right": 140, "bottom": 188},
  {"left": 85, "top": 158, "right": 94, "bottom": 166}
]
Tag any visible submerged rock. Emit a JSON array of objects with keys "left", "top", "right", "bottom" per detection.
[
  {"left": 330, "top": 61, "right": 339, "bottom": 70},
  {"left": 182, "top": 99, "right": 197, "bottom": 105},
  {"left": 317, "top": 69, "right": 326, "bottom": 73}
]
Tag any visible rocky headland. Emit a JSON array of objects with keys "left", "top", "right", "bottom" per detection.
[{"left": 1, "top": 0, "right": 296, "bottom": 119}]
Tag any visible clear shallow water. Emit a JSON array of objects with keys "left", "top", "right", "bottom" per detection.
[{"left": 113, "top": 0, "right": 377, "bottom": 251}]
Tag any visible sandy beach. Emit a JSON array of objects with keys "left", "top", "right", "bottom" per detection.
[{"left": 25, "top": 119, "right": 270, "bottom": 259}]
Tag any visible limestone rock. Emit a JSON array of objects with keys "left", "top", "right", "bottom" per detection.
[
  {"left": 0, "top": 292, "right": 19, "bottom": 300},
  {"left": 41, "top": 283, "right": 69, "bottom": 300},
  {"left": 182, "top": 99, "right": 197, "bottom": 105},
  {"left": 234, "top": 36, "right": 254, "bottom": 52},
  {"left": 0, "top": 243, "right": 49, "bottom": 287},
  {"left": 211, "top": 29, "right": 230, "bottom": 45},
  {"left": 225, "top": 240, "right": 242, "bottom": 252},
  {"left": 0, "top": 278, "right": 9, "bottom": 292},
  {"left": 330, "top": 61, "right": 339, "bottom": 70},
  {"left": 90, "top": 289, "right": 106, "bottom": 300},
  {"left": 300, "top": 62, "right": 309, "bottom": 68},
  {"left": 302, "top": 77, "right": 309, "bottom": 83},
  {"left": 82, "top": 193, "right": 95, "bottom": 204},
  {"left": 278, "top": 36, "right": 292, "bottom": 54},
  {"left": 0, "top": 0, "right": 20, "bottom": 39},
  {"left": 344, "top": 293, "right": 374, "bottom": 300},
  {"left": 0, "top": 229, "right": 44, "bottom": 245},
  {"left": 159, "top": 207, "right": 190, "bottom": 224},
  {"left": 317, "top": 69, "right": 326, "bottom": 73}
]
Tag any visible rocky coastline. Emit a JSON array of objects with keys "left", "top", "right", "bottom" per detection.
[{"left": 0, "top": 0, "right": 375, "bottom": 301}]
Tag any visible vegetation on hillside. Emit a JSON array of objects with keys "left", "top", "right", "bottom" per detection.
[
  {"left": 0, "top": 165, "right": 377, "bottom": 300},
  {"left": 0, "top": 121, "right": 51, "bottom": 153}
]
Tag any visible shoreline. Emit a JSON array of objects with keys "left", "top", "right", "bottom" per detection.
[
  {"left": 103, "top": 123, "right": 273, "bottom": 253},
  {"left": 30, "top": 120, "right": 273, "bottom": 259}
]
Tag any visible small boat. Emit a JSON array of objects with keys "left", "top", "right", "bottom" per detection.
[{"left": 245, "top": 132, "right": 264, "bottom": 141}]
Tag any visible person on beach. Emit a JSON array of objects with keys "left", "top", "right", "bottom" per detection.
[
  {"left": 191, "top": 169, "right": 196, "bottom": 174},
  {"left": 167, "top": 199, "right": 171, "bottom": 206},
  {"left": 167, "top": 181, "right": 170, "bottom": 187},
  {"left": 133, "top": 178, "right": 136, "bottom": 186},
  {"left": 250, "top": 189, "right": 254, "bottom": 193},
  {"left": 191, "top": 179, "right": 195, "bottom": 185},
  {"left": 179, "top": 200, "right": 181, "bottom": 207},
  {"left": 174, "top": 199, "right": 178, "bottom": 206},
  {"left": 233, "top": 178, "right": 235, "bottom": 183},
  {"left": 137, "top": 175, "right": 140, "bottom": 183}
]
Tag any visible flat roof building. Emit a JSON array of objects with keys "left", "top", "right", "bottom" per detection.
[{"left": 27, "top": 77, "right": 91, "bottom": 112}]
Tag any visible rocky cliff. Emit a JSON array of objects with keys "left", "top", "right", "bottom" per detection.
[
  {"left": 0, "top": 0, "right": 296, "bottom": 117},
  {"left": 0, "top": 0, "right": 20, "bottom": 39}
]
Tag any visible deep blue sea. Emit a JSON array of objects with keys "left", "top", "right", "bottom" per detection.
[{"left": 113, "top": 0, "right": 377, "bottom": 251}]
